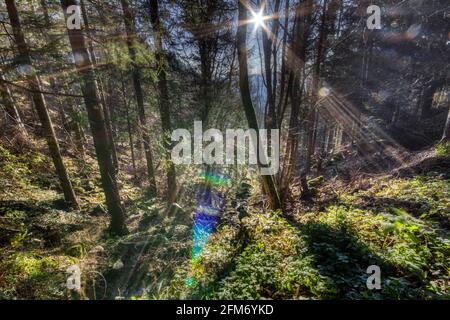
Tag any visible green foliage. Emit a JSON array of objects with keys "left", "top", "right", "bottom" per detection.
[
  {"left": 308, "top": 176, "right": 324, "bottom": 188},
  {"left": 1, "top": 143, "right": 449, "bottom": 300},
  {"left": 10, "top": 252, "right": 59, "bottom": 278},
  {"left": 323, "top": 176, "right": 450, "bottom": 298},
  {"left": 65, "top": 244, "right": 87, "bottom": 258},
  {"left": 0, "top": 145, "right": 59, "bottom": 202},
  {"left": 104, "top": 40, "right": 157, "bottom": 82},
  {"left": 10, "top": 228, "right": 29, "bottom": 249},
  {"left": 213, "top": 245, "right": 336, "bottom": 299},
  {"left": 372, "top": 176, "right": 449, "bottom": 222},
  {"left": 435, "top": 141, "right": 450, "bottom": 157},
  {"left": 170, "top": 174, "right": 449, "bottom": 300},
  {"left": 171, "top": 212, "right": 337, "bottom": 300},
  {"left": 0, "top": 145, "right": 31, "bottom": 177},
  {"left": 1, "top": 252, "right": 66, "bottom": 300},
  {"left": 307, "top": 204, "right": 449, "bottom": 299}
]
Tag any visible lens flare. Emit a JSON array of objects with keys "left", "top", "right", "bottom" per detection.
[
  {"left": 319, "top": 87, "right": 331, "bottom": 97},
  {"left": 199, "top": 172, "right": 231, "bottom": 187},
  {"left": 250, "top": 8, "right": 267, "bottom": 31},
  {"left": 186, "top": 172, "right": 230, "bottom": 287}
]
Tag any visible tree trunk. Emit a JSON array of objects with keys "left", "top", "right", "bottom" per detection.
[
  {"left": 120, "top": 0, "right": 157, "bottom": 197},
  {"left": 0, "top": 74, "right": 27, "bottom": 136},
  {"left": 99, "top": 87, "right": 119, "bottom": 171},
  {"left": 442, "top": 106, "right": 450, "bottom": 142},
  {"left": 60, "top": 0, "right": 127, "bottom": 235},
  {"left": 51, "top": 80, "right": 70, "bottom": 134},
  {"left": 41, "top": 0, "right": 84, "bottom": 156},
  {"left": 281, "top": 0, "right": 312, "bottom": 196},
  {"left": 80, "top": 0, "right": 119, "bottom": 171},
  {"left": 271, "top": 0, "right": 281, "bottom": 112},
  {"left": 237, "top": 0, "right": 282, "bottom": 210},
  {"left": 198, "top": 40, "right": 212, "bottom": 123},
  {"left": 67, "top": 103, "right": 86, "bottom": 156},
  {"left": 262, "top": 0, "right": 276, "bottom": 131},
  {"left": 277, "top": 0, "right": 290, "bottom": 128},
  {"left": 121, "top": 77, "right": 137, "bottom": 179},
  {"left": 304, "top": 0, "right": 340, "bottom": 180},
  {"left": 6, "top": 0, "right": 79, "bottom": 209},
  {"left": 49, "top": 77, "right": 86, "bottom": 156},
  {"left": 305, "top": 0, "right": 327, "bottom": 178},
  {"left": 148, "top": 0, "right": 177, "bottom": 203}
]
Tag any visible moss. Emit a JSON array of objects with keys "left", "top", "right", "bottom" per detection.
[
  {"left": 435, "top": 141, "right": 450, "bottom": 157},
  {"left": 308, "top": 176, "right": 325, "bottom": 188},
  {"left": 1, "top": 252, "right": 68, "bottom": 299}
]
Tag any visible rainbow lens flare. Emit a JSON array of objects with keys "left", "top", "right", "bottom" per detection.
[
  {"left": 198, "top": 172, "right": 231, "bottom": 187},
  {"left": 186, "top": 172, "right": 230, "bottom": 287}
]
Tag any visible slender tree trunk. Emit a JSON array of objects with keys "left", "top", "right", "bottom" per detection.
[
  {"left": 442, "top": 106, "right": 450, "bottom": 142},
  {"left": 237, "top": 0, "right": 282, "bottom": 210},
  {"left": 134, "top": 104, "right": 144, "bottom": 160},
  {"left": 67, "top": 103, "right": 86, "bottom": 156},
  {"left": 282, "top": 75, "right": 302, "bottom": 195},
  {"left": 60, "top": 0, "right": 127, "bottom": 235},
  {"left": 0, "top": 74, "right": 27, "bottom": 136},
  {"left": 149, "top": 0, "right": 177, "bottom": 203},
  {"left": 121, "top": 77, "right": 137, "bottom": 179},
  {"left": 106, "top": 82, "right": 118, "bottom": 138},
  {"left": 6, "top": 0, "right": 79, "bottom": 209},
  {"left": 120, "top": 0, "right": 157, "bottom": 196},
  {"left": 41, "top": 1, "right": 85, "bottom": 156},
  {"left": 51, "top": 81, "right": 68, "bottom": 135},
  {"left": 391, "top": 102, "right": 400, "bottom": 126},
  {"left": 304, "top": 0, "right": 340, "bottom": 185},
  {"left": 80, "top": 0, "right": 119, "bottom": 171},
  {"left": 277, "top": 0, "right": 289, "bottom": 128},
  {"left": 262, "top": 1, "right": 276, "bottom": 131},
  {"left": 49, "top": 77, "right": 86, "bottom": 156},
  {"left": 415, "top": 87, "right": 424, "bottom": 121},
  {"left": 198, "top": 40, "right": 213, "bottom": 123},
  {"left": 99, "top": 86, "right": 119, "bottom": 170},
  {"left": 281, "top": 0, "right": 312, "bottom": 196},
  {"left": 271, "top": 0, "right": 281, "bottom": 111},
  {"left": 305, "top": 0, "right": 327, "bottom": 178}
]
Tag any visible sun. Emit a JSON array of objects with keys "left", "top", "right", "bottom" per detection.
[
  {"left": 319, "top": 87, "right": 331, "bottom": 97},
  {"left": 250, "top": 8, "right": 266, "bottom": 30}
]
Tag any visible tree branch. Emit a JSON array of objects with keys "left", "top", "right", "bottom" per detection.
[{"left": 0, "top": 77, "right": 84, "bottom": 98}]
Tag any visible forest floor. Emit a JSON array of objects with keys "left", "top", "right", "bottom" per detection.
[{"left": 0, "top": 141, "right": 449, "bottom": 300}]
